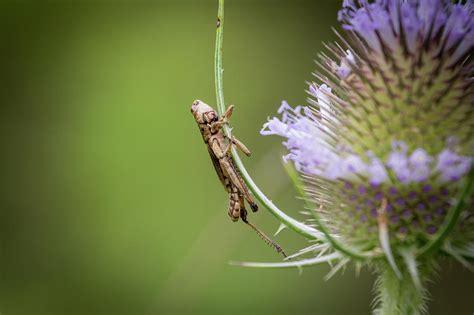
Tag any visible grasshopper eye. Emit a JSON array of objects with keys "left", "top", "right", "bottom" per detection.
[
  {"left": 191, "top": 100, "right": 200, "bottom": 113},
  {"left": 205, "top": 111, "right": 217, "bottom": 122}
]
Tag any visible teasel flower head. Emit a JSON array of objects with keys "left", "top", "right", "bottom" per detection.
[{"left": 258, "top": 0, "right": 474, "bottom": 313}]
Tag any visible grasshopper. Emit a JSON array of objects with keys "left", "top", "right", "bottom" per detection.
[{"left": 191, "top": 100, "right": 287, "bottom": 257}]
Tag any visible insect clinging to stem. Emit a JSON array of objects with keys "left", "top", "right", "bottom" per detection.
[{"left": 191, "top": 99, "right": 287, "bottom": 258}]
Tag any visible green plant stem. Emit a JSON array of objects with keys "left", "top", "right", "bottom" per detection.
[
  {"left": 213, "top": 0, "right": 323, "bottom": 241},
  {"left": 214, "top": 0, "right": 225, "bottom": 117},
  {"left": 374, "top": 265, "right": 427, "bottom": 315}
]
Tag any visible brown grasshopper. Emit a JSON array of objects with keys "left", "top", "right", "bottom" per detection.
[{"left": 191, "top": 100, "right": 287, "bottom": 257}]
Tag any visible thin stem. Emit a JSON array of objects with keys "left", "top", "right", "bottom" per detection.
[
  {"left": 215, "top": 0, "right": 225, "bottom": 116},
  {"left": 214, "top": 0, "right": 324, "bottom": 241}
]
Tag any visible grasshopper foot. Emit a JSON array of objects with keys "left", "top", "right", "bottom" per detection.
[{"left": 240, "top": 208, "right": 248, "bottom": 223}]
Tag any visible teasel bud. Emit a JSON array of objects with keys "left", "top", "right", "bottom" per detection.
[{"left": 258, "top": 0, "right": 473, "bottom": 313}]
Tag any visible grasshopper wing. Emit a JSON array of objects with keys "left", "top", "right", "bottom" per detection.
[{"left": 207, "top": 145, "right": 228, "bottom": 191}]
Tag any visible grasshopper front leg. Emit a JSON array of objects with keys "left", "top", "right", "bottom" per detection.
[
  {"left": 213, "top": 135, "right": 251, "bottom": 158},
  {"left": 211, "top": 105, "right": 234, "bottom": 133},
  {"left": 211, "top": 138, "right": 231, "bottom": 159},
  {"left": 230, "top": 136, "right": 251, "bottom": 156}
]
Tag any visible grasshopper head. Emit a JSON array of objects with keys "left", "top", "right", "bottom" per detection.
[{"left": 191, "top": 100, "right": 218, "bottom": 124}]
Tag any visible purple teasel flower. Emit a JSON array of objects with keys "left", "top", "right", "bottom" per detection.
[{"left": 259, "top": 1, "right": 473, "bottom": 313}]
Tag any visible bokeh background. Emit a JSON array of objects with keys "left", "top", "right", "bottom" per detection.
[{"left": 0, "top": 1, "right": 472, "bottom": 314}]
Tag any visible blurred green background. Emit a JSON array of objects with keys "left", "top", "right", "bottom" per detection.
[{"left": 0, "top": 1, "right": 472, "bottom": 314}]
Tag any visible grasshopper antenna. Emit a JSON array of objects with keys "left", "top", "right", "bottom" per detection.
[{"left": 243, "top": 219, "right": 288, "bottom": 258}]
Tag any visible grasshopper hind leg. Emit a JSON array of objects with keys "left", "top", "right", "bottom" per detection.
[
  {"left": 228, "top": 189, "right": 250, "bottom": 223},
  {"left": 228, "top": 189, "right": 241, "bottom": 222}
]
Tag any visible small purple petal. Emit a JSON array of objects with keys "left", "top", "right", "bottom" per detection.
[
  {"left": 440, "top": 187, "right": 449, "bottom": 196},
  {"left": 396, "top": 198, "right": 406, "bottom": 207},
  {"left": 375, "top": 191, "right": 384, "bottom": 201},
  {"left": 343, "top": 155, "right": 368, "bottom": 174},
  {"left": 436, "top": 149, "right": 472, "bottom": 183},
  {"left": 370, "top": 182, "right": 381, "bottom": 189},
  {"left": 429, "top": 195, "right": 438, "bottom": 203},
  {"left": 408, "top": 191, "right": 417, "bottom": 199},
  {"left": 390, "top": 215, "right": 400, "bottom": 223},
  {"left": 416, "top": 203, "right": 426, "bottom": 211},
  {"left": 367, "top": 153, "right": 389, "bottom": 185},
  {"left": 277, "top": 100, "right": 292, "bottom": 114},
  {"left": 260, "top": 117, "right": 289, "bottom": 137},
  {"left": 423, "top": 214, "right": 433, "bottom": 222},
  {"left": 399, "top": 226, "right": 408, "bottom": 234},
  {"left": 435, "top": 207, "right": 446, "bottom": 216},
  {"left": 387, "top": 141, "right": 410, "bottom": 183},
  {"left": 427, "top": 226, "right": 438, "bottom": 235},
  {"left": 422, "top": 185, "right": 432, "bottom": 193},
  {"left": 337, "top": 50, "right": 356, "bottom": 78},
  {"left": 402, "top": 209, "right": 412, "bottom": 219}
]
